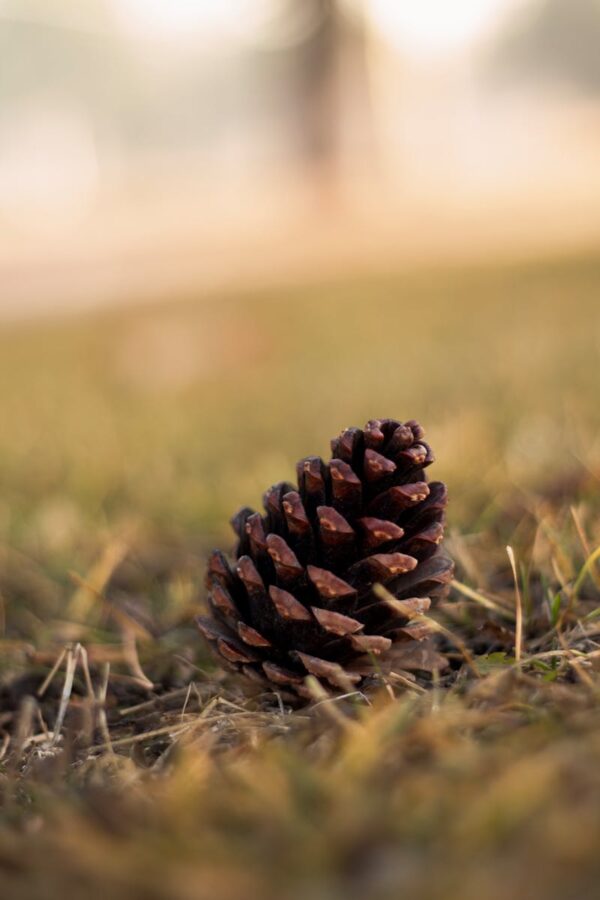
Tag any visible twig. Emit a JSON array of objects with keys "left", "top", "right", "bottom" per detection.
[
  {"left": 197, "top": 695, "right": 221, "bottom": 720},
  {"left": 92, "top": 712, "right": 264, "bottom": 751},
  {"left": 0, "top": 731, "right": 10, "bottom": 763},
  {"left": 180, "top": 682, "right": 194, "bottom": 723},
  {"left": 96, "top": 662, "right": 114, "bottom": 756},
  {"left": 51, "top": 644, "right": 78, "bottom": 747},
  {"left": 77, "top": 644, "right": 95, "bottom": 700},
  {"left": 507, "top": 546, "right": 523, "bottom": 665},
  {"left": 37, "top": 646, "right": 68, "bottom": 698},
  {"left": 388, "top": 671, "right": 427, "bottom": 694},
  {"left": 119, "top": 686, "right": 190, "bottom": 716},
  {"left": 121, "top": 629, "right": 154, "bottom": 690},
  {"left": 36, "top": 707, "right": 50, "bottom": 739}
]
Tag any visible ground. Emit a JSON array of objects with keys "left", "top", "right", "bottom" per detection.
[{"left": 1, "top": 253, "right": 600, "bottom": 899}]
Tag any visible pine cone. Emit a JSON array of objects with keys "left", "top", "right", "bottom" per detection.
[{"left": 198, "top": 418, "right": 453, "bottom": 700}]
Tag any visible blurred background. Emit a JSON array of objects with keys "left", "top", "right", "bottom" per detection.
[
  {"left": 1, "top": 0, "right": 600, "bottom": 592},
  {"left": 3, "top": 0, "right": 600, "bottom": 314}
]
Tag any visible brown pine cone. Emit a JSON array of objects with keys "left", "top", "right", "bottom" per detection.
[{"left": 198, "top": 418, "right": 453, "bottom": 700}]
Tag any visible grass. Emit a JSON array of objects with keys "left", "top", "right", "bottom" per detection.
[{"left": 1, "top": 251, "right": 600, "bottom": 898}]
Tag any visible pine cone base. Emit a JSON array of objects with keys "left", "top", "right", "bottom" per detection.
[{"left": 199, "top": 418, "right": 453, "bottom": 700}]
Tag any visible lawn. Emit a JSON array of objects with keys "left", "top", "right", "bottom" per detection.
[{"left": 1, "top": 252, "right": 600, "bottom": 899}]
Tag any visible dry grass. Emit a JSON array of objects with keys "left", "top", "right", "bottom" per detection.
[{"left": 1, "top": 252, "right": 600, "bottom": 898}]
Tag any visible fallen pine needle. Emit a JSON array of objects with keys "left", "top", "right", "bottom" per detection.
[
  {"left": 507, "top": 546, "right": 523, "bottom": 666},
  {"left": 452, "top": 578, "right": 515, "bottom": 619}
]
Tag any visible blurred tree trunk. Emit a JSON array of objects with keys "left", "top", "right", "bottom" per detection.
[
  {"left": 294, "top": 0, "right": 338, "bottom": 173},
  {"left": 288, "top": 0, "right": 373, "bottom": 206}
]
